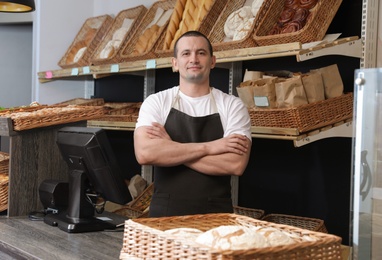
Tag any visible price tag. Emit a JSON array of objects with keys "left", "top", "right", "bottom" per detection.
[
  {"left": 110, "top": 64, "right": 119, "bottom": 73},
  {"left": 254, "top": 96, "right": 270, "bottom": 107},
  {"left": 71, "top": 68, "right": 79, "bottom": 76},
  {"left": 45, "top": 71, "right": 53, "bottom": 79},
  {"left": 82, "top": 66, "right": 90, "bottom": 74},
  {"left": 146, "top": 59, "right": 156, "bottom": 69}
]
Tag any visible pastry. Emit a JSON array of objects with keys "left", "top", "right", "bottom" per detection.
[
  {"left": 269, "top": 24, "right": 282, "bottom": 35},
  {"left": 224, "top": 6, "right": 253, "bottom": 39},
  {"left": 254, "top": 227, "right": 295, "bottom": 246},
  {"left": 292, "top": 7, "right": 310, "bottom": 25},
  {"left": 281, "top": 20, "right": 303, "bottom": 33},
  {"left": 278, "top": 7, "right": 296, "bottom": 26},
  {"left": 300, "top": 0, "right": 318, "bottom": 9},
  {"left": 284, "top": 0, "right": 300, "bottom": 9}
]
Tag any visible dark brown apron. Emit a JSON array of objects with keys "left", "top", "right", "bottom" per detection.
[{"left": 149, "top": 91, "right": 233, "bottom": 217}]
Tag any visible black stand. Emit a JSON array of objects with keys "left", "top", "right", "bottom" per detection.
[{"left": 43, "top": 169, "right": 114, "bottom": 233}]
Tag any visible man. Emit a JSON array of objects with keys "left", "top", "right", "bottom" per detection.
[{"left": 134, "top": 31, "right": 251, "bottom": 217}]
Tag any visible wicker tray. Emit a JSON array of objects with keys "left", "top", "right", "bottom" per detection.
[
  {"left": 0, "top": 105, "right": 106, "bottom": 131},
  {"left": 118, "top": 0, "right": 177, "bottom": 62},
  {"left": 120, "top": 213, "right": 342, "bottom": 259},
  {"left": 253, "top": 0, "right": 343, "bottom": 46},
  {"left": 58, "top": 15, "right": 113, "bottom": 68},
  {"left": 95, "top": 102, "right": 141, "bottom": 122},
  {"left": 0, "top": 152, "right": 9, "bottom": 174},
  {"left": 155, "top": 0, "right": 228, "bottom": 58},
  {"left": 233, "top": 205, "right": 265, "bottom": 219},
  {"left": 53, "top": 98, "right": 104, "bottom": 106},
  {"left": 249, "top": 92, "right": 353, "bottom": 133},
  {"left": 0, "top": 173, "right": 9, "bottom": 212},
  {"left": 262, "top": 214, "right": 328, "bottom": 233},
  {"left": 90, "top": 5, "right": 148, "bottom": 65}
]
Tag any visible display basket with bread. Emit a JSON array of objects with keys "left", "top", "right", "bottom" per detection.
[
  {"left": 0, "top": 104, "right": 107, "bottom": 132},
  {"left": 53, "top": 98, "right": 105, "bottom": 106},
  {"left": 249, "top": 92, "right": 353, "bottom": 133},
  {"left": 58, "top": 15, "right": 113, "bottom": 69},
  {"left": 120, "top": 213, "right": 342, "bottom": 259},
  {"left": 207, "top": 0, "right": 269, "bottom": 52},
  {"left": 262, "top": 214, "right": 328, "bottom": 233},
  {"left": 118, "top": 0, "right": 177, "bottom": 63},
  {"left": 90, "top": 5, "right": 148, "bottom": 66},
  {"left": 155, "top": 0, "right": 229, "bottom": 58},
  {"left": 252, "top": 0, "right": 343, "bottom": 46}
]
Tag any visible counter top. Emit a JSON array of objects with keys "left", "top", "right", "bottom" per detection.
[{"left": 0, "top": 215, "right": 125, "bottom": 260}]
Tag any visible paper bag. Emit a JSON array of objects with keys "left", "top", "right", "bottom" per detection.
[
  {"left": 243, "top": 69, "right": 263, "bottom": 82},
  {"left": 301, "top": 72, "right": 325, "bottom": 103},
  {"left": 312, "top": 64, "right": 343, "bottom": 99},
  {"left": 236, "top": 80, "right": 255, "bottom": 108},
  {"left": 275, "top": 76, "right": 308, "bottom": 108},
  {"left": 252, "top": 78, "right": 277, "bottom": 108}
]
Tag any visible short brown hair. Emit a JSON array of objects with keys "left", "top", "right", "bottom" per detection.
[{"left": 173, "top": 31, "right": 213, "bottom": 57}]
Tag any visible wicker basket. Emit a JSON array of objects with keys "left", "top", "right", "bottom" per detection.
[
  {"left": 253, "top": 0, "right": 343, "bottom": 46},
  {"left": 95, "top": 102, "right": 141, "bottom": 122},
  {"left": 120, "top": 213, "right": 342, "bottom": 259},
  {"left": 118, "top": 0, "right": 177, "bottom": 62},
  {"left": 249, "top": 92, "right": 353, "bottom": 133},
  {"left": 53, "top": 98, "right": 104, "bottom": 106},
  {"left": 207, "top": 0, "right": 265, "bottom": 52},
  {"left": 0, "top": 173, "right": 9, "bottom": 212},
  {"left": 58, "top": 15, "right": 113, "bottom": 68},
  {"left": 262, "top": 214, "right": 328, "bottom": 233},
  {"left": 233, "top": 205, "right": 265, "bottom": 219},
  {"left": 155, "top": 0, "right": 228, "bottom": 58},
  {"left": 90, "top": 5, "right": 148, "bottom": 65},
  {"left": 0, "top": 152, "right": 9, "bottom": 175},
  {"left": 0, "top": 105, "right": 107, "bottom": 131}
]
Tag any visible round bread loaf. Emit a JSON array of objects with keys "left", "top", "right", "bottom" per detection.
[
  {"left": 224, "top": 6, "right": 253, "bottom": 39},
  {"left": 195, "top": 225, "right": 269, "bottom": 250}
]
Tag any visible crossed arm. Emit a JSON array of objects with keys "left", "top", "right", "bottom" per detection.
[{"left": 133, "top": 122, "right": 251, "bottom": 176}]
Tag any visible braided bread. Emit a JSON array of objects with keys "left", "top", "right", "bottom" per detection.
[{"left": 163, "top": 0, "right": 187, "bottom": 50}]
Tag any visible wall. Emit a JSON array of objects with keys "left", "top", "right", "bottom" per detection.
[{"left": 0, "top": 23, "right": 32, "bottom": 108}]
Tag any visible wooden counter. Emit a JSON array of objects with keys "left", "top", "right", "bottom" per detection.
[{"left": 0, "top": 215, "right": 125, "bottom": 260}]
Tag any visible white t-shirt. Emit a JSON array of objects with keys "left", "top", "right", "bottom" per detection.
[{"left": 136, "top": 86, "right": 252, "bottom": 140}]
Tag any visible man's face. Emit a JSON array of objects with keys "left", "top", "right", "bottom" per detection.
[{"left": 172, "top": 36, "right": 216, "bottom": 84}]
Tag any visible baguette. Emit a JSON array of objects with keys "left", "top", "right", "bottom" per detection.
[{"left": 163, "top": 0, "right": 187, "bottom": 50}]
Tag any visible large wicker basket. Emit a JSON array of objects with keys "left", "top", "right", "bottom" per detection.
[
  {"left": 118, "top": 0, "right": 177, "bottom": 62},
  {"left": 249, "top": 92, "right": 353, "bottom": 133},
  {"left": 90, "top": 5, "right": 148, "bottom": 66},
  {"left": 0, "top": 152, "right": 9, "bottom": 175},
  {"left": 58, "top": 15, "right": 113, "bottom": 68},
  {"left": 120, "top": 213, "right": 342, "bottom": 259},
  {"left": 53, "top": 98, "right": 104, "bottom": 106},
  {"left": 0, "top": 105, "right": 106, "bottom": 131},
  {"left": 253, "top": 0, "right": 343, "bottom": 46},
  {"left": 0, "top": 173, "right": 9, "bottom": 212}
]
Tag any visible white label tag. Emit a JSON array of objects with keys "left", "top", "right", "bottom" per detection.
[{"left": 254, "top": 96, "right": 269, "bottom": 107}]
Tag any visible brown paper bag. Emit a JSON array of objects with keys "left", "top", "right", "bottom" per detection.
[
  {"left": 312, "top": 64, "right": 343, "bottom": 99},
  {"left": 301, "top": 72, "right": 325, "bottom": 103},
  {"left": 252, "top": 78, "right": 277, "bottom": 108},
  {"left": 243, "top": 69, "right": 263, "bottom": 82},
  {"left": 236, "top": 80, "right": 255, "bottom": 108},
  {"left": 275, "top": 76, "right": 308, "bottom": 108}
]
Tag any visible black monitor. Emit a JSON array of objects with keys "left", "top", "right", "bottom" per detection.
[{"left": 44, "top": 126, "right": 132, "bottom": 233}]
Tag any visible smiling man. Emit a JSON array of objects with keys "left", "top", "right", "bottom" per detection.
[{"left": 133, "top": 31, "right": 251, "bottom": 217}]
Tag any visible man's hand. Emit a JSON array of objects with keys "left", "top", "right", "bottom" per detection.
[
  {"left": 146, "top": 122, "right": 172, "bottom": 140},
  {"left": 207, "top": 134, "right": 249, "bottom": 156}
]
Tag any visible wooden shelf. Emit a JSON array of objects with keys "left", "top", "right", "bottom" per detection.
[
  {"left": 38, "top": 37, "right": 361, "bottom": 83},
  {"left": 87, "top": 119, "right": 353, "bottom": 147}
]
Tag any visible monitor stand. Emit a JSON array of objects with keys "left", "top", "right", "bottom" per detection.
[{"left": 44, "top": 210, "right": 116, "bottom": 233}]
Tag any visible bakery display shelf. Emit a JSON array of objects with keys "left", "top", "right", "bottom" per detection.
[
  {"left": 251, "top": 119, "right": 353, "bottom": 147},
  {"left": 87, "top": 119, "right": 353, "bottom": 147},
  {"left": 37, "top": 36, "right": 360, "bottom": 82}
]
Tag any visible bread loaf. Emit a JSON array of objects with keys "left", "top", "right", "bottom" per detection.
[
  {"left": 224, "top": 6, "right": 253, "bottom": 39},
  {"left": 132, "top": 24, "right": 161, "bottom": 55},
  {"left": 195, "top": 225, "right": 269, "bottom": 250},
  {"left": 99, "top": 41, "right": 115, "bottom": 59},
  {"left": 163, "top": 0, "right": 187, "bottom": 50},
  {"left": 164, "top": 227, "right": 203, "bottom": 240}
]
